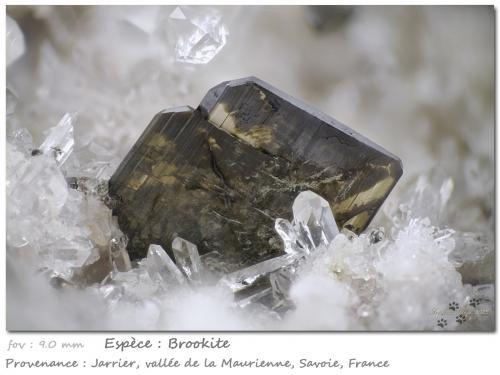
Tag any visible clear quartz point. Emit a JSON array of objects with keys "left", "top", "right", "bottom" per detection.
[
  {"left": 171, "top": 237, "right": 203, "bottom": 283},
  {"left": 292, "top": 190, "right": 339, "bottom": 251},
  {"left": 6, "top": 15, "right": 25, "bottom": 66},
  {"left": 218, "top": 254, "right": 300, "bottom": 300},
  {"left": 166, "top": 6, "right": 228, "bottom": 64},
  {"left": 109, "top": 228, "right": 131, "bottom": 272},
  {"left": 39, "top": 113, "right": 76, "bottom": 166},
  {"left": 145, "top": 244, "right": 186, "bottom": 287}
]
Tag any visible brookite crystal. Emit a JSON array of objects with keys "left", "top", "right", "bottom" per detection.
[{"left": 109, "top": 77, "right": 402, "bottom": 271}]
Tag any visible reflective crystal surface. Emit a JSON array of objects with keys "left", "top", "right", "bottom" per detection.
[
  {"left": 166, "top": 6, "right": 228, "bottom": 64},
  {"left": 218, "top": 254, "right": 300, "bottom": 300},
  {"left": 274, "top": 218, "right": 302, "bottom": 255},
  {"left": 145, "top": 244, "right": 186, "bottom": 287},
  {"left": 40, "top": 237, "right": 94, "bottom": 277},
  {"left": 292, "top": 190, "right": 339, "bottom": 252},
  {"left": 109, "top": 223, "right": 131, "bottom": 272},
  {"left": 171, "top": 237, "right": 203, "bottom": 283},
  {"left": 275, "top": 190, "right": 340, "bottom": 255},
  {"left": 109, "top": 77, "right": 402, "bottom": 270},
  {"left": 39, "top": 113, "right": 76, "bottom": 166},
  {"left": 269, "top": 265, "right": 297, "bottom": 311}
]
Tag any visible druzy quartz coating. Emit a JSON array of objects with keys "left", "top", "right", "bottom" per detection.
[{"left": 109, "top": 77, "right": 402, "bottom": 271}]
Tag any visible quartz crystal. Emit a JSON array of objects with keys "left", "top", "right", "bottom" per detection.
[
  {"left": 41, "top": 237, "right": 94, "bottom": 277},
  {"left": 109, "top": 77, "right": 402, "bottom": 271},
  {"left": 275, "top": 190, "right": 340, "bottom": 255},
  {"left": 269, "top": 266, "right": 297, "bottom": 311},
  {"left": 6, "top": 15, "right": 25, "bottom": 66},
  {"left": 109, "top": 223, "right": 131, "bottom": 272},
  {"left": 145, "top": 244, "right": 186, "bottom": 287},
  {"left": 14, "top": 154, "right": 69, "bottom": 218},
  {"left": 109, "top": 268, "right": 157, "bottom": 301},
  {"left": 449, "top": 231, "right": 491, "bottom": 265},
  {"left": 171, "top": 237, "right": 203, "bottom": 283},
  {"left": 218, "top": 254, "right": 300, "bottom": 301},
  {"left": 274, "top": 218, "right": 302, "bottom": 255},
  {"left": 39, "top": 113, "right": 75, "bottom": 166},
  {"left": 292, "top": 190, "right": 339, "bottom": 252},
  {"left": 165, "top": 6, "right": 228, "bottom": 64}
]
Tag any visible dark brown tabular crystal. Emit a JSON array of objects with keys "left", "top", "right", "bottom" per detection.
[{"left": 109, "top": 77, "right": 402, "bottom": 270}]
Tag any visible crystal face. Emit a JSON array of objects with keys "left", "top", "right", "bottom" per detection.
[
  {"left": 292, "top": 190, "right": 339, "bottom": 251},
  {"left": 109, "top": 77, "right": 403, "bottom": 271},
  {"left": 39, "top": 113, "right": 76, "bottom": 166},
  {"left": 171, "top": 237, "right": 203, "bottom": 283},
  {"left": 145, "top": 244, "right": 186, "bottom": 287},
  {"left": 165, "top": 6, "right": 228, "bottom": 64}
]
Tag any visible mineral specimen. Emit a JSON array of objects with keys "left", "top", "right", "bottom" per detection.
[{"left": 109, "top": 77, "right": 402, "bottom": 272}]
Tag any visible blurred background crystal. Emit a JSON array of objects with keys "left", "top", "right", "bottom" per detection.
[
  {"left": 6, "top": 14, "right": 25, "bottom": 66},
  {"left": 5, "top": 5, "right": 494, "bottom": 331}
]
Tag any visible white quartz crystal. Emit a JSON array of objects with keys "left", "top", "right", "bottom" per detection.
[
  {"left": 165, "top": 6, "right": 228, "bottom": 64},
  {"left": 6, "top": 15, "right": 25, "bottom": 66},
  {"left": 171, "top": 237, "right": 203, "bottom": 283},
  {"left": 39, "top": 113, "right": 75, "bottom": 166}
]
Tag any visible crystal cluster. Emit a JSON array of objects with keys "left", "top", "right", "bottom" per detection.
[
  {"left": 7, "top": 105, "right": 128, "bottom": 281},
  {"left": 218, "top": 190, "right": 339, "bottom": 312},
  {"left": 99, "top": 238, "right": 203, "bottom": 304}
]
